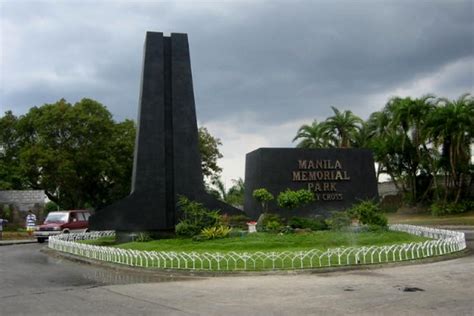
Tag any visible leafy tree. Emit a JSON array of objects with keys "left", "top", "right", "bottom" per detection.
[
  {"left": 198, "top": 127, "right": 223, "bottom": 179},
  {"left": 0, "top": 111, "right": 25, "bottom": 189},
  {"left": 209, "top": 175, "right": 227, "bottom": 201},
  {"left": 277, "top": 189, "right": 315, "bottom": 211},
  {"left": 207, "top": 176, "right": 244, "bottom": 207},
  {"left": 252, "top": 188, "right": 274, "bottom": 213},
  {"left": 12, "top": 98, "right": 132, "bottom": 209},
  {"left": 1, "top": 98, "right": 225, "bottom": 210},
  {"left": 226, "top": 178, "right": 245, "bottom": 207},
  {"left": 0, "top": 99, "right": 134, "bottom": 209}
]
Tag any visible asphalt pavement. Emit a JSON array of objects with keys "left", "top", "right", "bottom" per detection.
[{"left": 0, "top": 227, "right": 473, "bottom": 315}]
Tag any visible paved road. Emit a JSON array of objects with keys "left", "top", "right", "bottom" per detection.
[{"left": 1, "top": 229, "right": 473, "bottom": 316}]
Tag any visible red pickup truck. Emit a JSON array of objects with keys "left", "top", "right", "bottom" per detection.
[{"left": 34, "top": 210, "right": 91, "bottom": 243}]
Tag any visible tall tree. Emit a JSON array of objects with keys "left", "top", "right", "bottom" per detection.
[
  {"left": 198, "top": 127, "right": 223, "bottom": 179},
  {"left": 15, "top": 98, "right": 130, "bottom": 209},
  {"left": 324, "top": 106, "right": 363, "bottom": 148},
  {"left": 384, "top": 95, "right": 436, "bottom": 202},
  {"left": 226, "top": 177, "right": 245, "bottom": 207},
  {"left": 0, "top": 111, "right": 24, "bottom": 189},
  {"left": 1, "top": 100, "right": 225, "bottom": 209},
  {"left": 425, "top": 93, "right": 473, "bottom": 202},
  {"left": 292, "top": 120, "right": 332, "bottom": 148}
]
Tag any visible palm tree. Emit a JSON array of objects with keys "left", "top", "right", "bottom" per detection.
[
  {"left": 292, "top": 120, "right": 332, "bottom": 148},
  {"left": 324, "top": 106, "right": 363, "bottom": 148},
  {"left": 352, "top": 121, "right": 372, "bottom": 148},
  {"left": 383, "top": 95, "right": 436, "bottom": 203},
  {"left": 425, "top": 93, "right": 473, "bottom": 202},
  {"left": 226, "top": 178, "right": 245, "bottom": 207},
  {"left": 388, "top": 95, "right": 435, "bottom": 149}
]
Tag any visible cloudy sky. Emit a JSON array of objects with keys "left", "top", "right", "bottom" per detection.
[{"left": 1, "top": 0, "right": 473, "bottom": 188}]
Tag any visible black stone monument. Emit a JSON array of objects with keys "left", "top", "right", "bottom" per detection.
[
  {"left": 244, "top": 148, "right": 378, "bottom": 219},
  {"left": 90, "top": 32, "right": 240, "bottom": 232}
]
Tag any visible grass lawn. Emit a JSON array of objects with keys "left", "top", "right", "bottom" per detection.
[
  {"left": 387, "top": 211, "right": 474, "bottom": 226},
  {"left": 83, "top": 230, "right": 429, "bottom": 253}
]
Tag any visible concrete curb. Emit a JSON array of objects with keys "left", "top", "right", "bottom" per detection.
[
  {"left": 0, "top": 239, "right": 37, "bottom": 246},
  {"left": 43, "top": 245, "right": 471, "bottom": 278}
]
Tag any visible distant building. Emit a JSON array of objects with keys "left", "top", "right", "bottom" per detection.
[
  {"left": 378, "top": 181, "right": 400, "bottom": 198},
  {"left": 0, "top": 190, "right": 47, "bottom": 212}
]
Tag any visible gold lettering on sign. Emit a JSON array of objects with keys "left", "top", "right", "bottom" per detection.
[
  {"left": 298, "top": 160, "right": 307, "bottom": 169},
  {"left": 292, "top": 171, "right": 301, "bottom": 181},
  {"left": 298, "top": 159, "right": 345, "bottom": 170},
  {"left": 293, "top": 159, "right": 351, "bottom": 201}
]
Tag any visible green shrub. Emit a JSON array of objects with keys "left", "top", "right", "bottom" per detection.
[
  {"left": 199, "top": 225, "right": 232, "bottom": 240},
  {"left": 175, "top": 196, "right": 220, "bottom": 237},
  {"left": 288, "top": 216, "right": 328, "bottom": 231},
  {"left": 220, "top": 214, "right": 251, "bottom": 230},
  {"left": 347, "top": 200, "right": 388, "bottom": 228},
  {"left": 257, "top": 213, "right": 285, "bottom": 232},
  {"left": 133, "top": 232, "right": 152, "bottom": 242},
  {"left": 430, "top": 200, "right": 473, "bottom": 216},
  {"left": 265, "top": 220, "right": 283, "bottom": 232},
  {"left": 175, "top": 221, "right": 201, "bottom": 237},
  {"left": 3, "top": 223, "right": 25, "bottom": 232},
  {"left": 1, "top": 205, "right": 12, "bottom": 221},
  {"left": 277, "top": 189, "right": 314, "bottom": 210},
  {"left": 326, "top": 211, "right": 351, "bottom": 230},
  {"left": 252, "top": 188, "right": 274, "bottom": 213},
  {"left": 279, "top": 225, "right": 295, "bottom": 234}
]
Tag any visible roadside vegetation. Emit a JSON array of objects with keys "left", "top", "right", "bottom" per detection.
[{"left": 387, "top": 211, "right": 474, "bottom": 226}]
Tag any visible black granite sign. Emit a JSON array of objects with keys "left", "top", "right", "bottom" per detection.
[
  {"left": 244, "top": 148, "right": 378, "bottom": 218},
  {"left": 90, "top": 32, "right": 240, "bottom": 232}
]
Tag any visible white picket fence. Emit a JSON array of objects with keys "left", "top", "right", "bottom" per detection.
[{"left": 48, "top": 224, "right": 466, "bottom": 271}]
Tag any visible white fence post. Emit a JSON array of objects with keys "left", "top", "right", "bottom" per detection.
[{"left": 48, "top": 224, "right": 466, "bottom": 271}]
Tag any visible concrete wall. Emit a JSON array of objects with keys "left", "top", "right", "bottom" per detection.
[
  {"left": 0, "top": 190, "right": 47, "bottom": 212},
  {"left": 378, "top": 181, "right": 399, "bottom": 198}
]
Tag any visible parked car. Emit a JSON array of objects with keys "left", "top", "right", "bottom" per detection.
[{"left": 34, "top": 210, "right": 91, "bottom": 243}]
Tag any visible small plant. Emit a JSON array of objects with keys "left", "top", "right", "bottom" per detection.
[
  {"left": 133, "top": 232, "right": 152, "bottom": 242},
  {"left": 430, "top": 200, "right": 473, "bottom": 216},
  {"left": 257, "top": 213, "right": 285, "bottom": 232},
  {"left": 347, "top": 200, "right": 388, "bottom": 229},
  {"left": 277, "top": 189, "right": 314, "bottom": 211},
  {"left": 265, "top": 220, "right": 283, "bottom": 232},
  {"left": 175, "top": 221, "right": 201, "bottom": 237},
  {"left": 199, "top": 225, "right": 232, "bottom": 240},
  {"left": 175, "top": 196, "right": 220, "bottom": 237},
  {"left": 288, "top": 216, "right": 328, "bottom": 231},
  {"left": 279, "top": 225, "right": 295, "bottom": 234},
  {"left": 252, "top": 188, "right": 274, "bottom": 213},
  {"left": 326, "top": 211, "right": 352, "bottom": 230}
]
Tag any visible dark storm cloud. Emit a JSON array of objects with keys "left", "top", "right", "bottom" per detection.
[
  {"left": 2, "top": 0, "right": 473, "bottom": 126},
  {"left": 190, "top": 1, "right": 473, "bottom": 124},
  {"left": 1, "top": 0, "right": 472, "bottom": 184}
]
